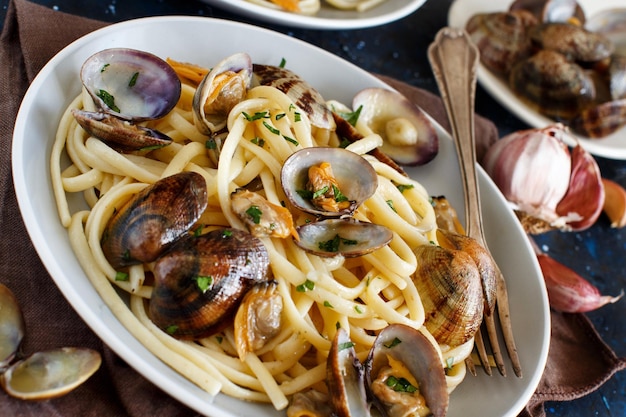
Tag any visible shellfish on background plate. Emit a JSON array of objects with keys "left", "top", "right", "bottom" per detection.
[{"left": 449, "top": 0, "right": 626, "bottom": 159}]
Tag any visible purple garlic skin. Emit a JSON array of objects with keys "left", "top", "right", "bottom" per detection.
[
  {"left": 482, "top": 124, "right": 604, "bottom": 232},
  {"left": 537, "top": 253, "right": 623, "bottom": 313}
]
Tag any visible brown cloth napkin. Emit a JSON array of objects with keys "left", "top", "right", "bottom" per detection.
[{"left": 1, "top": 1, "right": 624, "bottom": 416}]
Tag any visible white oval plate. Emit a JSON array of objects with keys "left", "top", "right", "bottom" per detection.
[
  {"left": 12, "top": 15, "right": 549, "bottom": 417},
  {"left": 448, "top": 0, "right": 626, "bottom": 160},
  {"left": 203, "top": 0, "right": 427, "bottom": 29}
]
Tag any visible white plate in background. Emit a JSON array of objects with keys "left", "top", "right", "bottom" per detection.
[
  {"left": 203, "top": 0, "right": 427, "bottom": 29},
  {"left": 448, "top": 0, "right": 626, "bottom": 160},
  {"left": 12, "top": 15, "right": 549, "bottom": 417}
]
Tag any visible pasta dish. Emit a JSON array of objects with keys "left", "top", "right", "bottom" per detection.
[
  {"left": 245, "top": 0, "right": 390, "bottom": 15},
  {"left": 50, "top": 48, "right": 481, "bottom": 416}
]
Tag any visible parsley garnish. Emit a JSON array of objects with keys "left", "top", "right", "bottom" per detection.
[
  {"left": 296, "top": 279, "right": 315, "bottom": 292},
  {"left": 165, "top": 325, "right": 179, "bottom": 335},
  {"left": 275, "top": 113, "right": 286, "bottom": 120},
  {"left": 242, "top": 111, "right": 269, "bottom": 121},
  {"left": 251, "top": 137, "right": 265, "bottom": 147},
  {"left": 194, "top": 275, "right": 213, "bottom": 293},
  {"left": 205, "top": 138, "right": 217, "bottom": 149},
  {"left": 246, "top": 205, "right": 263, "bottom": 224},
  {"left": 354, "top": 305, "right": 363, "bottom": 314},
  {"left": 263, "top": 121, "right": 281, "bottom": 135},
  {"left": 323, "top": 301, "right": 334, "bottom": 308},
  {"left": 332, "top": 184, "right": 349, "bottom": 203},
  {"left": 386, "top": 199, "right": 397, "bottom": 212},
  {"left": 115, "top": 271, "right": 129, "bottom": 282},
  {"left": 318, "top": 234, "right": 358, "bottom": 252},
  {"left": 222, "top": 229, "right": 233, "bottom": 237},
  {"left": 100, "top": 63, "right": 110, "bottom": 72},
  {"left": 279, "top": 58, "right": 287, "bottom": 68},
  {"left": 97, "top": 89, "right": 120, "bottom": 113},
  {"left": 128, "top": 71, "right": 139, "bottom": 87},
  {"left": 396, "top": 183, "right": 415, "bottom": 193},
  {"left": 283, "top": 135, "right": 299, "bottom": 146},
  {"left": 313, "top": 186, "right": 329, "bottom": 199},
  {"left": 386, "top": 376, "right": 417, "bottom": 393},
  {"left": 339, "top": 105, "right": 362, "bottom": 127},
  {"left": 338, "top": 341, "right": 355, "bottom": 351},
  {"left": 383, "top": 337, "right": 402, "bottom": 349}
]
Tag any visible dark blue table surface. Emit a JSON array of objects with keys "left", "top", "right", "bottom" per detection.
[{"left": 1, "top": 0, "right": 624, "bottom": 416}]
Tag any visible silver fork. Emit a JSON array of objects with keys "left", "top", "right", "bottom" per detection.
[{"left": 427, "top": 27, "right": 522, "bottom": 377}]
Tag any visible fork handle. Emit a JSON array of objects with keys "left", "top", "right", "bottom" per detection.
[{"left": 427, "top": 27, "right": 485, "bottom": 245}]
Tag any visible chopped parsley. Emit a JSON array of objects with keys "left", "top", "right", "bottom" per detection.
[
  {"left": 323, "top": 301, "right": 334, "bottom": 308},
  {"left": 354, "top": 305, "right": 363, "bottom": 314},
  {"left": 338, "top": 341, "right": 355, "bottom": 351},
  {"left": 279, "top": 57, "right": 287, "bottom": 68},
  {"left": 128, "top": 71, "right": 139, "bottom": 87},
  {"left": 115, "top": 271, "right": 129, "bottom": 282},
  {"left": 312, "top": 186, "right": 329, "bottom": 199},
  {"left": 386, "top": 199, "right": 397, "bottom": 212},
  {"left": 386, "top": 376, "right": 418, "bottom": 393},
  {"left": 318, "top": 234, "right": 358, "bottom": 253},
  {"left": 194, "top": 275, "right": 213, "bottom": 293},
  {"left": 165, "top": 325, "right": 179, "bottom": 335},
  {"left": 332, "top": 184, "right": 349, "bottom": 203},
  {"left": 246, "top": 205, "right": 263, "bottom": 224},
  {"left": 251, "top": 137, "right": 265, "bottom": 147},
  {"left": 283, "top": 135, "right": 299, "bottom": 146},
  {"left": 396, "top": 183, "right": 415, "bottom": 193},
  {"left": 97, "top": 89, "right": 120, "bottom": 113},
  {"left": 222, "top": 229, "right": 233, "bottom": 237},
  {"left": 100, "top": 63, "right": 110, "bottom": 72},
  {"left": 296, "top": 279, "right": 315, "bottom": 292},
  {"left": 242, "top": 111, "right": 269, "bottom": 121},
  {"left": 205, "top": 138, "right": 217, "bottom": 149},
  {"left": 383, "top": 337, "right": 402, "bottom": 349},
  {"left": 263, "top": 121, "right": 281, "bottom": 135},
  {"left": 339, "top": 105, "right": 362, "bottom": 127},
  {"left": 275, "top": 113, "right": 286, "bottom": 120}
]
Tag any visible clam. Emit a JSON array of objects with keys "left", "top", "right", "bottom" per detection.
[
  {"left": 586, "top": 8, "right": 626, "bottom": 56},
  {"left": 149, "top": 228, "right": 270, "bottom": 339},
  {"left": 76, "top": 48, "right": 181, "bottom": 151},
  {"left": 233, "top": 281, "right": 283, "bottom": 359},
  {"left": 295, "top": 218, "right": 393, "bottom": 258},
  {"left": 351, "top": 88, "right": 439, "bottom": 166},
  {"left": 465, "top": 10, "right": 538, "bottom": 75},
  {"left": 0, "top": 347, "right": 101, "bottom": 400},
  {"left": 281, "top": 147, "right": 377, "bottom": 218},
  {"left": 101, "top": 171, "right": 208, "bottom": 270},
  {"left": 529, "top": 22, "right": 614, "bottom": 63},
  {"left": 326, "top": 327, "right": 370, "bottom": 417},
  {"left": 0, "top": 284, "right": 25, "bottom": 372},
  {"left": 412, "top": 244, "right": 484, "bottom": 347},
  {"left": 193, "top": 53, "right": 253, "bottom": 135},
  {"left": 436, "top": 229, "right": 497, "bottom": 316},
  {"left": 71, "top": 109, "right": 173, "bottom": 152},
  {"left": 365, "top": 324, "right": 449, "bottom": 417},
  {"left": 252, "top": 64, "right": 335, "bottom": 130},
  {"left": 509, "top": 0, "right": 585, "bottom": 24},
  {"left": 509, "top": 49, "right": 596, "bottom": 120},
  {"left": 230, "top": 188, "right": 298, "bottom": 240},
  {"left": 570, "top": 98, "right": 626, "bottom": 138}
]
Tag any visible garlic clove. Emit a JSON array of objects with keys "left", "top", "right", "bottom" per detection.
[
  {"left": 555, "top": 144, "right": 605, "bottom": 231},
  {"left": 482, "top": 124, "right": 572, "bottom": 226},
  {"left": 601, "top": 178, "right": 626, "bottom": 228},
  {"left": 536, "top": 253, "right": 624, "bottom": 313}
]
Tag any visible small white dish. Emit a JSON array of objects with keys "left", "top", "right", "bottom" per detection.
[
  {"left": 203, "top": 0, "right": 427, "bottom": 29},
  {"left": 12, "top": 15, "right": 549, "bottom": 417},
  {"left": 448, "top": 0, "right": 626, "bottom": 160}
]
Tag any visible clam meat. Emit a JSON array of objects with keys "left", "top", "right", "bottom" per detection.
[
  {"left": 365, "top": 324, "right": 449, "bottom": 417},
  {"left": 0, "top": 347, "right": 101, "bottom": 400},
  {"left": 76, "top": 48, "right": 181, "bottom": 151},
  {"left": 0, "top": 284, "right": 25, "bottom": 372},
  {"left": 233, "top": 281, "right": 283, "bottom": 359},
  {"left": 231, "top": 188, "right": 299, "bottom": 240},
  {"left": 193, "top": 52, "right": 253, "bottom": 135},
  {"left": 351, "top": 88, "right": 439, "bottom": 166},
  {"left": 101, "top": 171, "right": 208, "bottom": 270},
  {"left": 149, "top": 228, "right": 270, "bottom": 339}
]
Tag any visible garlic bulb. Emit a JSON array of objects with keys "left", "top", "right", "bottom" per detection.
[{"left": 482, "top": 124, "right": 604, "bottom": 233}]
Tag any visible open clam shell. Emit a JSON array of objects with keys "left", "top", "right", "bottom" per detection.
[
  {"left": 352, "top": 88, "right": 439, "bottom": 166},
  {"left": 281, "top": 147, "right": 378, "bottom": 218},
  {"left": 327, "top": 327, "right": 370, "bottom": 417},
  {"left": 0, "top": 348, "right": 101, "bottom": 400},
  {"left": 365, "top": 324, "right": 449, "bottom": 417},
  {"left": 193, "top": 52, "right": 253, "bottom": 135},
  {"left": 0, "top": 284, "right": 25, "bottom": 372},
  {"left": 295, "top": 218, "right": 392, "bottom": 258},
  {"left": 80, "top": 48, "right": 181, "bottom": 122}
]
